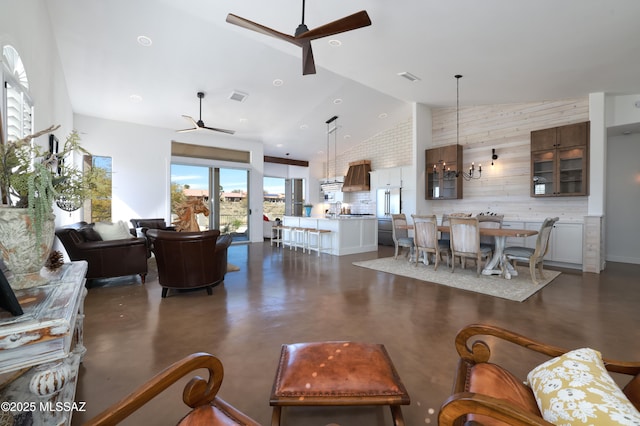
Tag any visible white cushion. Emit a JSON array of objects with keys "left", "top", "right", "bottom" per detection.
[
  {"left": 527, "top": 347, "right": 640, "bottom": 425},
  {"left": 94, "top": 220, "right": 133, "bottom": 241}
]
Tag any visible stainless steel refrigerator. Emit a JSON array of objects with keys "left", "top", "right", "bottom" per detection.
[{"left": 377, "top": 187, "right": 401, "bottom": 246}]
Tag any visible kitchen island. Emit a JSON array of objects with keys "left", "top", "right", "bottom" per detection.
[{"left": 282, "top": 216, "right": 378, "bottom": 256}]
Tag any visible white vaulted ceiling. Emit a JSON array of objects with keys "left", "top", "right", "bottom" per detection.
[{"left": 43, "top": 0, "right": 640, "bottom": 160}]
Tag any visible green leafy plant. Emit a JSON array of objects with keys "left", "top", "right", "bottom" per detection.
[{"left": 0, "top": 125, "right": 96, "bottom": 241}]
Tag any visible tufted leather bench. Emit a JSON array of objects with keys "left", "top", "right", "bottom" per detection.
[{"left": 270, "top": 341, "right": 410, "bottom": 426}]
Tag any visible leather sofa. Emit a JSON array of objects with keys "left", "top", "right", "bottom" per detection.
[
  {"left": 146, "top": 229, "right": 232, "bottom": 298},
  {"left": 55, "top": 222, "right": 149, "bottom": 283}
]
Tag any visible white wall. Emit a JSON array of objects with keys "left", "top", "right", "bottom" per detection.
[
  {"left": 74, "top": 114, "right": 268, "bottom": 243},
  {"left": 1, "top": 0, "right": 77, "bottom": 224},
  {"left": 605, "top": 133, "right": 640, "bottom": 264}
]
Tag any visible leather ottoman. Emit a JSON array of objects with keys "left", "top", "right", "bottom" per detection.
[{"left": 270, "top": 341, "right": 410, "bottom": 426}]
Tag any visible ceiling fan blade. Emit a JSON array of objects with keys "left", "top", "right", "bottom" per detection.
[
  {"left": 202, "top": 126, "right": 236, "bottom": 135},
  {"left": 182, "top": 115, "right": 199, "bottom": 127},
  {"left": 297, "top": 10, "right": 371, "bottom": 41},
  {"left": 176, "top": 127, "right": 198, "bottom": 133},
  {"left": 226, "top": 14, "right": 296, "bottom": 44},
  {"left": 301, "top": 41, "right": 316, "bottom": 75},
  {"left": 176, "top": 115, "right": 198, "bottom": 132}
]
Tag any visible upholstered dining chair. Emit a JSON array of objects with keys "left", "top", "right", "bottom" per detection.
[
  {"left": 477, "top": 214, "right": 504, "bottom": 256},
  {"left": 391, "top": 214, "right": 414, "bottom": 260},
  {"left": 503, "top": 217, "right": 559, "bottom": 284},
  {"left": 439, "top": 213, "right": 473, "bottom": 265},
  {"left": 85, "top": 352, "right": 260, "bottom": 425},
  {"left": 412, "top": 214, "right": 448, "bottom": 270},
  {"left": 449, "top": 216, "right": 492, "bottom": 277}
]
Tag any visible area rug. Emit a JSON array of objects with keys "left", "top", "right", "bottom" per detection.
[{"left": 352, "top": 257, "right": 560, "bottom": 302}]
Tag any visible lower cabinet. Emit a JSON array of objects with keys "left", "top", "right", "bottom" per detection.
[{"left": 502, "top": 221, "right": 583, "bottom": 266}]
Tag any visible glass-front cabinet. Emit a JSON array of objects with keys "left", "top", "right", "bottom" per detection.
[
  {"left": 530, "top": 121, "right": 589, "bottom": 197},
  {"left": 426, "top": 144, "right": 462, "bottom": 200}
]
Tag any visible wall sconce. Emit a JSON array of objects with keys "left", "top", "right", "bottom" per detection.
[{"left": 491, "top": 149, "right": 499, "bottom": 166}]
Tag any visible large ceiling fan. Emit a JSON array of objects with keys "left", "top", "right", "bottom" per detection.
[
  {"left": 177, "top": 92, "right": 235, "bottom": 135},
  {"left": 226, "top": 0, "right": 371, "bottom": 75}
]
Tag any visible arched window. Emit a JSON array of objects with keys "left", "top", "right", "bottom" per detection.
[{"left": 2, "top": 45, "right": 33, "bottom": 142}]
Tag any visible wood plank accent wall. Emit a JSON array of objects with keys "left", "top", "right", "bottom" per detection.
[{"left": 430, "top": 97, "right": 589, "bottom": 221}]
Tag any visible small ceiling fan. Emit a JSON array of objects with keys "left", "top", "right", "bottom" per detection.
[
  {"left": 177, "top": 92, "right": 235, "bottom": 135},
  {"left": 226, "top": 0, "right": 371, "bottom": 75}
]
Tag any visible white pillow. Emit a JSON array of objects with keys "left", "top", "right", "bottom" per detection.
[
  {"left": 94, "top": 220, "right": 133, "bottom": 241},
  {"left": 527, "top": 348, "right": 640, "bottom": 425}
]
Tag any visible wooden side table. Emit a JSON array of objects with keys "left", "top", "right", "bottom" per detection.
[
  {"left": 0, "top": 261, "right": 88, "bottom": 426},
  {"left": 270, "top": 341, "right": 410, "bottom": 426}
]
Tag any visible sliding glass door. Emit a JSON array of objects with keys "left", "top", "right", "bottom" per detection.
[{"left": 170, "top": 164, "right": 250, "bottom": 241}]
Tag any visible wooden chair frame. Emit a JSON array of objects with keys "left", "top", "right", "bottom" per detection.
[
  {"left": 411, "top": 214, "right": 442, "bottom": 270},
  {"left": 85, "top": 352, "right": 259, "bottom": 426},
  {"left": 439, "top": 323, "right": 640, "bottom": 426},
  {"left": 391, "top": 214, "right": 413, "bottom": 260},
  {"left": 449, "top": 216, "right": 491, "bottom": 277},
  {"left": 503, "top": 217, "right": 559, "bottom": 284}
]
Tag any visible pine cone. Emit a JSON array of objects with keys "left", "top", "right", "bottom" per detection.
[{"left": 45, "top": 250, "right": 65, "bottom": 271}]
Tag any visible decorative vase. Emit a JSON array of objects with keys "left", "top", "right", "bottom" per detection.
[
  {"left": 304, "top": 206, "right": 312, "bottom": 217},
  {"left": 0, "top": 207, "right": 55, "bottom": 290}
]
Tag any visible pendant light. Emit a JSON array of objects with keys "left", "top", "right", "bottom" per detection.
[{"left": 453, "top": 75, "right": 482, "bottom": 181}]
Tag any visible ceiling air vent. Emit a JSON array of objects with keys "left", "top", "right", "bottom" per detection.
[
  {"left": 229, "top": 90, "right": 249, "bottom": 102},
  {"left": 397, "top": 71, "right": 421, "bottom": 82}
]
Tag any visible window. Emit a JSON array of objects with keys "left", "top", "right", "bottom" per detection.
[{"left": 2, "top": 45, "right": 33, "bottom": 142}]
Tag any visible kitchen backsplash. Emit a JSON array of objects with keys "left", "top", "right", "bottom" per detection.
[{"left": 342, "top": 191, "right": 375, "bottom": 215}]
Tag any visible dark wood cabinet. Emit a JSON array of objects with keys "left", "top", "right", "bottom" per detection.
[
  {"left": 425, "top": 144, "right": 462, "bottom": 200},
  {"left": 531, "top": 121, "right": 589, "bottom": 197}
]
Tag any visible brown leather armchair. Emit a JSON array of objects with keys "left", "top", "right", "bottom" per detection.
[
  {"left": 146, "top": 229, "right": 232, "bottom": 298},
  {"left": 438, "top": 323, "right": 640, "bottom": 426},
  {"left": 129, "top": 218, "right": 176, "bottom": 255},
  {"left": 55, "top": 222, "right": 149, "bottom": 283},
  {"left": 129, "top": 218, "right": 176, "bottom": 236}
]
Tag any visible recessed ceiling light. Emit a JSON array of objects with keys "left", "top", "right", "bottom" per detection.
[
  {"left": 273, "top": 79, "right": 284, "bottom": 87},
  {"left": 397, "top": 71, "right": 421, "bottom": 82},
  {"left": 328, "top": 39, "right": 342, "bottom": 47},
  {"left": 137, "top": 35, "right": 153, "bottom": 47},
  {"left": 333, "top": 98, "right": 343, "bottom": 105},
  {"left": 300, "top": 124, "right": 309, "bottom": 130},
  {"left": 129, "top": 94, "right": 143, "bottom": 102},
  {"left": 378, "top": 113, "right": 388, "bottom": 119},
  {"left": 318, "top": 150, "right": 324, "bottom": 155},
  {"left": 343, "top": 134, "right": 352, "bottom": 139},
  {"left": 239, "top": 118, "right": 248, "bottom": 124},
  {"left": 276, "top": 143, "right": 283, "bottom": 148}
]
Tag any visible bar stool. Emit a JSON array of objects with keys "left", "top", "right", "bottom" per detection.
[
  {"left": 290, "top": 227, "right": 308, "bottom": 252},
  {"left": 279, "top": 226, "right": 294, "bottom": 249},
  {"left": 306, "top": 228, "right": 332, "bottom": 256},
  {"left": 270, "top": 225, "right": 285, "bottom": 247}
]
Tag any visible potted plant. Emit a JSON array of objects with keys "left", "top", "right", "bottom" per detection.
[{"left": 0, "top": 123, "right": 96, "bottom": 289}]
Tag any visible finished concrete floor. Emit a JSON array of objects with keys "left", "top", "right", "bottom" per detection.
[{"left": 73, "top": 243, "right": 640, "bottom": 425}]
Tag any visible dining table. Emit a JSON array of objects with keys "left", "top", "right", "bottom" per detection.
[{"left": 398, "top": 224, "right": 538, "bottom": 278}]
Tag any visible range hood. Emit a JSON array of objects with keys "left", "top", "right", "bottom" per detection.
[{"left": 342, "top": 160, "right": 372, "bottom": 192}]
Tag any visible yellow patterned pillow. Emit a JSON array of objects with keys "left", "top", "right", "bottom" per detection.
[{"left": 527, "top": 348, "right": 640, "bottom": 425}]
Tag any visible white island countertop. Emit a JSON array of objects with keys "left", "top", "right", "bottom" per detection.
[{"left": 283, "top": 216, "right": 378, "bottom": 255}]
